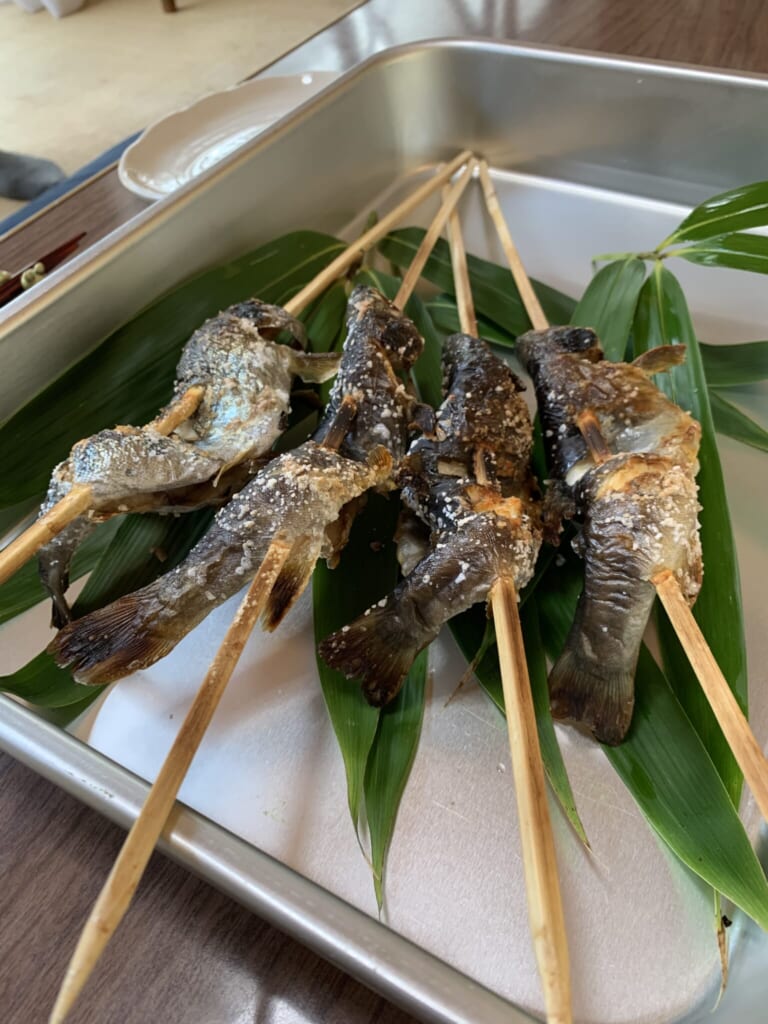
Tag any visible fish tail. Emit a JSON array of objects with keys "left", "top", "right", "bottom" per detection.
[
  {"left": 548, "top": 644, "right": 635, "bottom": 746},
  {"left": 319, "top": 600, "right": 427, "bottom": 707},
  {"left": 48, "top": 592, "right": 185, "bottom": 685},
  {"left": 261, "top": 536, "right": 319, "bottom": 631}
]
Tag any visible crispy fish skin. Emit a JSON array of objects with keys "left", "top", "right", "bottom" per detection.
[
  {"left": 314, "top": 286, "right": 428, "bottom": 465},
  {"left": 517, "top": 326, "right": 702, "bottom": 745},
  {"left": 321, "top": 499, "right": 539, "bottom": 706},
  {"left": 320, "top": 333, "right": 542, "bottom": 706},
  {"left": 49, "top": 442, "right": 392, "bottom": 685},
  {"left": 38, "top": 300, "right": 338, "bottom": 624}
]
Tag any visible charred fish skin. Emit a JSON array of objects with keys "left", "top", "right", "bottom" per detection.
[
  {"left": 314, "top": 286, "right": 428, "bottom": 464},
  {"left": 320, "top": 500, "right": 539, "bottom": 706},
  {"left": 517, "top": 326, "right": 702, "bottom": 745},
  {"left": 49, "top": 442, "right": 392, "bottom": 685},
  {"left": 321, "top": 333, "right": 542, "bottom": 706},
  {"left": 399, "top": 333, "right": 533, "bottom": 530}
]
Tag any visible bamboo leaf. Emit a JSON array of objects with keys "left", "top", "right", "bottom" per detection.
[
  {"left": 426, "top": 294, "right": 518, "bottom": 349},
  {"left": 536, "top": 554, "right": 768, "bottom": 931},
  {"left": 0, "top": 231, "right": 346, "bottom": 511},
  {"left": 662, "top": 181, "right": 768, "bottom": 245},
  {"left": 571, "top": 259, "right": 646, "bottom": 361},
  {"left": 674, "top": 232, "right": 768, "bottom": 275},
  {"left": 448, "top": 597, "right": 588, "bottom": 846},
  {"left": 633, "top": 266, "right": 747, "bottom": 807},
  {"left": 312, "top": 493, "right": 400, "bottom": 828},
  {"left": 0, "top": 517, "right": 120, "bottom": 626},
  {"left": 701, "top": 340, "right": 768, "bottom": 387},
  {"left": 379, "top": 230, "right": 576, "bottom": 337},
  {"left": 364, "top": 649, "right": 428, "bottom": 909},
  {"left": 709, "top": 389, "right": 768, "bottom": 453}
]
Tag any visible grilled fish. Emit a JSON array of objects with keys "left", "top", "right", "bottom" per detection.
[
  {"left": 320, "top": 333, "right": 542, "bottom": 706},
  {"left": 50, "top": 439, "right": 392, "bottom": 685},
  {"left": 517, "top": 326, "right": 702, "bottom": 745},
  {"left": 314, "top": 285, "right": 433, "bottom": 465},
  {"left": 39, "top": 300, "right": 339, "bottom": 625}
]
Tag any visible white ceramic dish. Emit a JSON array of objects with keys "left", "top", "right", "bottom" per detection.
[{"left": 117, "top": 72, "right": 339, "bottom": 201}]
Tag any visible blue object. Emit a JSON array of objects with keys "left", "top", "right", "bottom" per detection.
[{"left": 0, "top": 132, "right": 142, "bottom": 239}]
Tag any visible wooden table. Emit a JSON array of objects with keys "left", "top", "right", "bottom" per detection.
[{"left": 2, "top": 3, "right": 767, "bottom": 1022}]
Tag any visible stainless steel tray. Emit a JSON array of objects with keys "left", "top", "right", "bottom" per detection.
[{"left": 2, "top": 39, "right": 768, "bottom": 1024}]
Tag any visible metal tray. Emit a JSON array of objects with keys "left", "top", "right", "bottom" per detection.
[{"left": 2, "top": 39, "right": 768, "bottom": 1024}]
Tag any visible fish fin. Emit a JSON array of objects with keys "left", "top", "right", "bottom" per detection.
[
  {"left": 632, "top": 344, "right": 687, "bottom": 376},
  {"left": 548, "top": 645, "right": 635, "bottom": 745},
  {"left": 319, "top": 603, "right": 425, "bottom": 707},
  {"left": 288, "top": 350, "right": 341, "bottom": 383},
  {"left": 261, "top": 536, "right": 320, "bottom": 631},
  {"left": 48, "top": 595, "right": 178, "bottom": 685}
]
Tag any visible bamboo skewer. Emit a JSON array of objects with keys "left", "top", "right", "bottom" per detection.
[
  {"left": 477, "top": 158, "right": 768, "bottom": 827},
  {"left": 447, "top": 194, "right": 572, "bottom": 1024},
  {"left": 285, "top": 148, "right": 473, "bottom": 315},
  {"left": 653, "top": 569, "right": 768, "bottom": 823},
  {"left": 0, "top": 384, "right": 206, "bottom": 587},
  {"left": 0, "top": 151, "right": 474, "bottom": 589},
  {"left": 393, "top": 161, "right": 474, "bottom": 309},
  {"left": 47, "top": 175, "right": 476, "bottom": 1024},
  {"left": 47, "top": 533, "right": 293, "bottom": 1024},
  {"left": 477, "top": 160, "right": 549, "bottom": 332}
]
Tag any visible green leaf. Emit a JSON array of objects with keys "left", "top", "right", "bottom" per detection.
[
  {"left": 0, "top": 517, "right": 120, "bottom": 626},
  {"left": 364, "top": 648, "right": 428, "bottom": 909},
  {"left": 0, "top": 230, "right": 346, "bottom": 511},
  {"left": 674, "top": 232, "right": 768, "bottom": 275},
  {"left": 426, "top": 294, "right": 518, "bottom": 349},
  {"left": 536, "top": 554, "right": 768, "bottom": 930},
  {"left": 571, "top": 259, "right": 646, "bottom": 361},
  {"left": 661, "top": 181, "right": 768, "bottom": 245},
  {"left": 379, "top": 230, "right": 576, "bottom": 337},
  {"left": 633, "top": 267, "right": 747, "bottom": 807},
  {"left": 701, "top": 340, "right": 768, "bottom": 387},
  {"left": 1, "top": 508, "right": 215, "bottom": 718},
  {"left": 709, "top": 389, "right": 768, "bottom": 453},
  {"left": 448, "top": 598, "right": 588, "bottom": 846},
  {"left": 312, "top": 493, "right": 401, "bottom": 828}
]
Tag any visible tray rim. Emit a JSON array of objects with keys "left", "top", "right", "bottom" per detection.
[{"left": 3, "top": 35, "right": 768, "bottom": 1024}]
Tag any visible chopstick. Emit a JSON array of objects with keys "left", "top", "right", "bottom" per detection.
[{"left": 0, "top": 232, "right": 87, "bottom": 307}]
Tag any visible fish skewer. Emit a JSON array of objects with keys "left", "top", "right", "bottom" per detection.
[
  {"left": 46, "top": 163, "right": 475, "bottom": 1024},
  {"left": 0, "top": 148, "right": 474, "bottom": 604},
  {"left": 478, "top": 160, "right": 768, "bottom": 819},
  {"left": 323, "top": 189, "right": 572, "bottom": 1024}
]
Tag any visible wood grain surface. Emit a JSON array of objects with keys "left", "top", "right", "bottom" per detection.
[{"left": 1, "top": 3, "right": 765, "bottom": 1023}]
